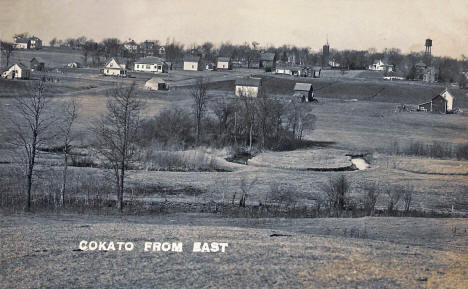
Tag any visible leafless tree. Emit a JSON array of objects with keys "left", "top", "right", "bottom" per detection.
[
  {"left": 93, "top": 82, "right": 143, "bottom": 212},
  {"left": 239, "top": 92, "right": 257, "bottom": 152},
  {"left": 1, "top": 41, "right": 14, "bottom": 68},
  {"left": 7, "top": 81, "right": 55, "bottom": 210},
  {"left": 58, "top": 99, "right": 79, "bottom": 207},
  {"left": 190, "top": 78, "right": 209, "bottom": 144}
]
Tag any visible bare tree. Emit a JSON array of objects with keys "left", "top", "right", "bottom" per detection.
[
  {"left": 190, "top": 78, "right": 209, "bottom": 144},
  {"left": 93, "top": 82, "right": 143, "bottom": 212},
  {"left": 58, "top": 99, "right": 79, "bottom": 207},
  {"left": 7, "top": 81, "right": 55, "bottom": 210},
  {"left": 1, "top": 41, "right": 14, "bottom": 68},
  {"left": 239, "top": 92, "right": 257, "bottom": 152}
]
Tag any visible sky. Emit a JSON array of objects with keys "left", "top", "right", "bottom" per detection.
[{"left": 0, "top": 0, "right": 467, "bottom": 58}]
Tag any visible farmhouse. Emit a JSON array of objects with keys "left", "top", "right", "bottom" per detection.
[
  {"left": 1, "top": 63, "right": 31, "bottom": 79},
  {"left": 123, "top": 40, "right": 138, "bottom": 53},
  {"left": 293, "top": 83, "right": 314, "bottom": 102},
  {"left": 368, "top": 59, "right": 393, "bottom": 72},
  {"left": 418, "top": 89, "right": 454, "bottom": 113},
  {"left": 260, "top": 52, "right": 276, "bottom": 72},
  {"left": 134, "top": 57, "right": 168, "bottom": 73},
  {"left": 29, "top": 36, "right": 42, "bottom": 49},
  {"left": 14, "top": 38, "right": 30, "bottom": 49},
  {"left": 145, "top": 77, "right": 168, "bottom": 90},
  {"left": 30, "top": 57, "right": 45, "bottom": 71},
  {"left": 235, "top": 77, "right": 262, "bottom": 97},
  {"left": 183, "top": 55, "right": 202, "bottom": 71},
  {"left": 217, "top": 57, "right": 232, "bottom": 70},
  {"left": 102, "top": 57, "right": 127, "bottom": 76}
]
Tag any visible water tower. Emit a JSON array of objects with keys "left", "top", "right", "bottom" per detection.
[
  {"left": 425, "top": 39, "right": 432, "bottom": 65},
  {"left": 322, "top": 36, "right": 330, "bottom": 68}
]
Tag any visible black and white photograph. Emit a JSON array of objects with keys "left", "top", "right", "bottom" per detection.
[{"left": 0, "top": 0, "right": 467, "bottom": 288}]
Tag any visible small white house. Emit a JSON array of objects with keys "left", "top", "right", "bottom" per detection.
[
  {"left": 183, "top": 55, "right": 202, "bottom": 71},
  {"left": 102, "top": 57, "right": 127, "bottom": 76},
  {"left": 2, "top": 63, "right": 31, "bottom": 79},
  {"left": 14, "top": 38, "right": 30, "bottom": 49},
  {"left": 217, "top": 57, "right": 231, "bottom": 70},
  {"left": 134, "top": 57, "right": 168, "bottom": 73},
  {"left": 369, "top": 59, "right": 393, "bottom": 72},
  {"left": 235, "top": 77, "right": 262, "bottom": 97}
]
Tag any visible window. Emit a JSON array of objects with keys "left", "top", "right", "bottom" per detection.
[
  {"left": 136, "top": 65, "right": 139, "bottom": 69},
  {"left": 146, "top": 65, "right": 150, "bottom": 69},
  {"left": 109, "top": 63, "right": 113, "bottom": 67},
  {"left": 192, "top": 65, "right": 194, "bottom": 69},
  {"left": 158, "top": 65, "right": 161, "bottom": 70}
]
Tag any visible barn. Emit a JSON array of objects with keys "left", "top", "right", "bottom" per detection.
[
  {"left": 102, "top": 57, "right": 127, "bottom": 76},
  {"left": 217, "top": 57, "right": 232, "bottom": 70},
  {"left": 293, "top": 83, "right": 314, "bottom": 102},
  {"left": 183, "top": 55, "right": 202, "bottom": 71},
  {"left": 30, "top": 57, "right": 45, "bottom": 71},
  {"left": 260, "top": 52, "right": 276, "bottom": 72},
  {"left": 1, "top": 63, "right": 31, "bottom": 79},
  {"left": 235, "top": 77, "right": 262, "bottom": 97},
  {"left": 134, "top": 57, "right": 168, "bottom": 73},
  {"left": 418, "top": 89, "right": 454, "bottom": 113},
  {"left": 145, "top": 77, "right": 168, "bottom": 91}
]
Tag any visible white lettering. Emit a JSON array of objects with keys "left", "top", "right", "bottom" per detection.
[{"left": 79, "top": 240, "right": 88, "bottom": 251}]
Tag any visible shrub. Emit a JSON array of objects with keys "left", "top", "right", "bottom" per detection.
[
  {"left": 362, "top": 182, "right": 380, "bottom": 216},
  {"left": 323, "top": 174, "right": 351, "bottom": 216},
  {"left": 384, "top": 184, "right": 404, "bottom": 214},
  {"left": 267, "top": 182, "right": 298, "bottom": 207}
]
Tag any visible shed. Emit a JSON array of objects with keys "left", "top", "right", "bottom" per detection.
[
  {"left": 30, "top": 57, "right": 45, "bottom": 71},
  {"left": 235, "top": 77, "right": 262, "bottom": 97},
  {"left": 1, "top": 63, "right": 31, "bottom": 79},
  {"left": 145, "top": 77, "right": 168, "bottom": 90},
  {"left": 418, "top": 89, "right": 454, "bottom": 113},
  {"left": 293, "top": 83, "right": 314, "bottom": 102}
]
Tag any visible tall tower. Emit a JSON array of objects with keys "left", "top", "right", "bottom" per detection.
[
  {"left": 425, "top": 38, "right": 432, "bottom": 65},
  {"left": 322, "top": 36, "right": 330, "bottom": 68}
]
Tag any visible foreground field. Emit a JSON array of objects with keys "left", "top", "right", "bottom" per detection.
[{"left": 1, "top": 213, "right": 467, "bottom": 288}]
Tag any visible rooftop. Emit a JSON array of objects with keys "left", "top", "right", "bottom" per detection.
[
  {"left": 235, "top": 77, "right": 262, "bottom": 87},
  {"left": 294, "top": 83, "right": 313, "bottom": 91}
]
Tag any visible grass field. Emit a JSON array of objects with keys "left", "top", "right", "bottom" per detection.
[{"left": 1, "top": 213, "right": 467, "bottom": 288}]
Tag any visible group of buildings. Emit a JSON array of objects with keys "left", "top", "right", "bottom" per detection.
[{"left": 13, "top": 36, "right": 43, "bottom": 50}]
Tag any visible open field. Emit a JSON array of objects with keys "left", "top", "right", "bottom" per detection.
[
  {"left": 1, "top": 60, "right": 468, "bottom": 215},
  {"left": 1, "top": 213, "right": 467, "bottom": 288}
]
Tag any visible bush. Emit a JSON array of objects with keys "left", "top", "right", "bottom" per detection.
[
  {"left": 362, "top": 182, "right": 380, "bottom": 216},
  {"left": 323, "top": 174, "right": 351, "bottom": 216},
  {"left": 267, "top": 182, "right": 298, "bottom": 207}
]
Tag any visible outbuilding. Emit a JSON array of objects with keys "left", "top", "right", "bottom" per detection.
[
  {"left": 418, "top": 89, "right": 454, "bottom": 113},
  {"left": 235, "top": 77, "right": 262, "bottom": 97},
  {"left": 260, "top": 52, "right": 276, "bottom": 72},
  {"left": 30, "top": 57, "right": 45, "bottom": 71},
  {"left": 1, "top": 63, "right": 31, "bottom": 79},
  {"left": 293, "top": 83, "right": 314, "bottom": 102},
  {"left": 145, "top": 77, "right": 168, "bottom": 90}
]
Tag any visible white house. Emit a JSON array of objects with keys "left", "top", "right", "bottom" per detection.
[
  {"left": 275, "top": 64, "right": 304, "bottom": 76},
  {"left": 235, "top": 77, "right": 262, "bottom": 97},
  {"left": 14, "top": 38, "right": 30, "bottom": 49},
  {"left": 217, "top": 57, "right": 231, "bottom": 70},
  {"left": 102, "top": 57, "right": 127, "bottom": 76},
  {"left": 369, "top": 59, "right": 393, "bottom": 72},
  {"left": 183, "top": 55, "right": 202, "bottom": 71},
  {"left": 134, "top": 57, "right": 168, "bottom": 73},
  {"left": 2, "top": 63, "right": 31, "bottom": 79}
]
